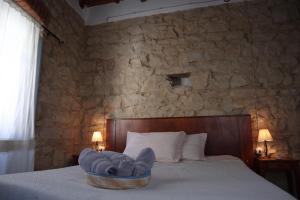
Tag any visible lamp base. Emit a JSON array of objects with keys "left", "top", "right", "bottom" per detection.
[
  {"left": 93, "top": 141, "right": 99, "bottom": 152},
  {"left": 93, "top": 142, "right": 105, "bottom": 152},
  {"left": 264, "top": 140, "right": 269, "bottom": 158}
]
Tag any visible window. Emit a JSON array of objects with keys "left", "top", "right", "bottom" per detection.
[{"left": 0, "top": 0, "right": 41, "bottom": 174}]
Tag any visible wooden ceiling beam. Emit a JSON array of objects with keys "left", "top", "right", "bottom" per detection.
[
  {"left": 79, "top": 0, "right": 147, "bottom": 8},
  {"left": 79, "top": 0, "right": 121, "bottom": 8}
]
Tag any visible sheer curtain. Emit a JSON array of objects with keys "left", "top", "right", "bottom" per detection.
[{"left": 0, "top": 0, "right": 41, "bottom": 174}]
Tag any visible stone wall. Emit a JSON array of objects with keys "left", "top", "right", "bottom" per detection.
[
  {"left": 34, "top": 0, "right": 85, "bottom": 170},
  {"left": 81, "top": 0, "right": 300, "bottom": 159},
  {"left": 34, "top": 0, "right": 300, "bottom": 170}
]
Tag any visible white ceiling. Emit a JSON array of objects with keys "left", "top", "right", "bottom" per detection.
[{"left": 66, "top": 0, "right": 247, "bottom": 26}]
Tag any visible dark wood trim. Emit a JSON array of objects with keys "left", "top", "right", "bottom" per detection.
[
  {"left": 106, "top": 114, "right": 251, "bottom": 120},
  {"left": 79, "top": 0, "right": 147, "bottom": 8},
  {"left": 106, "top": 119, "right": 116, "bottom": 151},
  {"left": 79, "top": 0, "right": 121, "bottom": 8},
  {"left": 15, "top": 0, "right": 49, "bottom": 25},
  {"left": 106, "top": 114, "right": 254, "bottom": 168}
]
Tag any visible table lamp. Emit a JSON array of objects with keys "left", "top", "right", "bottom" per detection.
[
  {"left": 257, "top": 129, "right": 273, "bottom": 157},
  {"left": 92, "top": 131, "right": 103, "bottom": 151}
]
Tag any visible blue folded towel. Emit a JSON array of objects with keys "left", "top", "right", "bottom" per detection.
[
  {"left": 79, "top": 149, "right": 117, "bottom": 176},
  {"left": 133, "top": 148, "right": 156, "bottom": 176},
  {"left": 78, "top": 148, "right": 156, "bottom": 177}
]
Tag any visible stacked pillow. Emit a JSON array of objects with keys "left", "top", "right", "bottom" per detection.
[
  {"left": 123, "top": 131, "right": 207, "bottom": 162},
  {"left": 182, "top": 133, "right": 207, "bottom": 160}
]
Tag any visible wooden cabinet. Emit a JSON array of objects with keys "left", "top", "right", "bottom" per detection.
[{"left": 254, "top": 158, "right": 300, "bottom": 198}]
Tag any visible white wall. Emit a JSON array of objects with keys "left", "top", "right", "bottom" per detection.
[{"left": 67, "top": 0, "right": 247, "bottom": 26}]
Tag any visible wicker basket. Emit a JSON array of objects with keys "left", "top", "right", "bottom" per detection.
[{"left": 86, "top": 172, "right": 151, "bottom": 190}]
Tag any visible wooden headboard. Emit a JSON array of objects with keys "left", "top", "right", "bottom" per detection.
[{"left": 106, "top": 115, "right": 253, "bottom": 167}]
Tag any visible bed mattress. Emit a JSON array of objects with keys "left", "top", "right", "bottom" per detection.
[{"left": 0, "top": 156, "right": 295, "bottom": 200}]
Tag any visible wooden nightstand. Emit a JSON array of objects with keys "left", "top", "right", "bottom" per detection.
[
  {"left": 70, "top": 154, "right": 79, "bottom": 166},
  {"left": 254, "top": 157, "right": 300, "bottom": 198}
]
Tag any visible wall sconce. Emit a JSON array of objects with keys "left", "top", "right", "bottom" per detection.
[
  {"left": 166, "top": 72, "right": 192, "bottom": 88},
  {"left": 257, "top": 129, "right": 273, "bottom": 158},
  {"left": 92, "top": 131, "right": 105, "bottom": 151}
]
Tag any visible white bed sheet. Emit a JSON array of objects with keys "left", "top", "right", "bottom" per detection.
[{"left": 0, "top": 155, "right": 295, "bottom": 200}]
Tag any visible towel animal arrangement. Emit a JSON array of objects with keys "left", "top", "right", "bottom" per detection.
[{"left": 79, "top": 148, "right": 156, "bottom": 189}]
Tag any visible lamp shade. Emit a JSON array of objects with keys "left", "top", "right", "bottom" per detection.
[
  {"left": 92, "top": 131, "right": 103, "bottom": 142},
  {"left": 258, "top": 129, "right": 273, "bottom": 142}
]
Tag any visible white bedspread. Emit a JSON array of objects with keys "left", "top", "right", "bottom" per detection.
[{"left": 0, "top": 156, "right": 295, "bottom": 200}]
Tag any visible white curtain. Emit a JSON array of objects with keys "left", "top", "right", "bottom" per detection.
[{"left": 0, "top": 0, "right": 41, "bottom": 174}]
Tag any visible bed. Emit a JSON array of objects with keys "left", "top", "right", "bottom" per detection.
[{"left": 0, "top": 115, "right": 296, "bottom": 200}]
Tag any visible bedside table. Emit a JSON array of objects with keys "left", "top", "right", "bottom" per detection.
[
  {"left": 254, "top": 157, "right": 300, "bottom": 198},
  {"left": 70, "top": 154, "right": 79, "bottom": 166}
]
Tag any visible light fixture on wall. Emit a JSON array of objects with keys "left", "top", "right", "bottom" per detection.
[
  {"left": 257, "top": 129, "right": 273, "bottom": 158},
  {"left": 92, "top": 131, "right": 104, "bottom": 151},
  {"left": 167, "top": 73, "right": 192, "bottom": 88}
]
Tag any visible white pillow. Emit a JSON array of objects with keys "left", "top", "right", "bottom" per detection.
[
  {"left": 182, "top": 133, "right": 207, "bottom": 160},
  {"left": 123, "top": 131, "right": 186, "bottom": 162}
]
